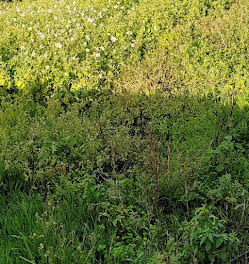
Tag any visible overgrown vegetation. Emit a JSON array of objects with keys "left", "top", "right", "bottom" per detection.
[{"left": 1, "top": 0, "right": 249, "bottom": 263}]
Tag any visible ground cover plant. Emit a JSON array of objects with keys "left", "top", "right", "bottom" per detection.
[{"left": 1, "top": 0, "right": 249, "bottom": 263}]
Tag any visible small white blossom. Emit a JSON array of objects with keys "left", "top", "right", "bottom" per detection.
[
  {"left": 111, "top": 36, "right": 117, "bottom": 42},
  {"left": 96, "top": 53, "right": 101, "bottom": 58},
  {"left": 86, "top": 48, "right": 90, "bottom": 53},
  {"left": 85, "top": 35, "right": 90, "bottom": 41},
  {"left": 87, "top": 18, "right": 94, "bottom": 23},
  {"left": 38, "top": 32, "right": 45, "bottom": 39},
  {"left": 55, "top": 43, "right": 62, "bottom": 49}
]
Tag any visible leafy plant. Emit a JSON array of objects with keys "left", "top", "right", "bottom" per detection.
[{"left": 181, "top": 205, "right": 239, "bottom": 263}]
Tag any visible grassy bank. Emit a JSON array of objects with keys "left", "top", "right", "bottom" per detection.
[{"left": 1, "top": 0, "right": 249, "bottom": 263}]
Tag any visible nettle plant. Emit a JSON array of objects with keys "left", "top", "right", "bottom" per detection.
[{"left": 181, "top": 205, "right": 239, "bottom": 263}]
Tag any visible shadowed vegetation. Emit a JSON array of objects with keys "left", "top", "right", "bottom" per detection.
[{"left": 1, "top": 0, "right": 249, "bottom": 263}]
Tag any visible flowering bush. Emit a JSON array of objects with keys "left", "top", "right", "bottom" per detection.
[{"left": 1, "top": 0, "right": 247, "bottom": 100}]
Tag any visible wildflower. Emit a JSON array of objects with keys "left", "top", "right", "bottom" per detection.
[
  {"left": 39, "top": 244, "right": 44, "bottom": 250},
  {"left": 96, "top": 53, "right": 101, "bottom": 58},
  {"left": 100, "top": 46, "right": 104, "bottom": 51},
  {"left": 114, "top": 5, "right": 118, "bottom": 9},
  {"left": 85, "top": 35, "right": 90, "bottom": 41},
  {"left": 38, "top": 32, "right": 45, "bottom": 39},
  {"left": 55, "top": 43, "right": 62, "bottom": 49},
  {"left": 87, "top": 18, "right": 94, "bottom": 23},
  {"left": 84, "top": 41, "right": 87, "bottom": 46},
  {"left": 86, "top": 48, "right": 90, "bottom": 53},
  {"left": 131, "top": 43, "right": 135, "bottom": 48},
  {"left": 111, "top": 36, "right": 117, "bottom": 42}
]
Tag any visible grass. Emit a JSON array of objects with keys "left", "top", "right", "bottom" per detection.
[{"left": 1, "top": 0, "right": 249, "bottom": 263}]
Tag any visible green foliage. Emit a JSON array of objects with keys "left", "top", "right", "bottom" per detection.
[
  {"left": 181, "top": 205, "right": 239, "bottom": 263},
  {"left": 1, "top": 0, "right": 249, "bottom": 263}
]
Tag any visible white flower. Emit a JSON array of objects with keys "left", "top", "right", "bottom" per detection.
[
  {"left": 85, "top": 35, "right": 90, "bottom": 41},
  {"left": 100, "top": 46, "right": 105, "bottom": 51},
  {"left": 131, "top": 43, "right": 135, "bottom": 48},
  {"left": 111, "top": 36, "right": 117, "bottom": 42},
  {"left": 55, "top": 43, "right": 62, "bottom": 49},
  {"left": 86, "top": 48, "right": 90, "bottom": 53},
  {"left": 114, "top": 5, "right": 118, "bottom": 9},
  {"left": 96, "top": 53, "right": 101, "bottom": 58},
  {"left": 87, "top": 18, "right": 94, "bottom": 23},
  {"left": 84, "top": 41, "right": 87, "bottom": 46},
  {"left": 38, "top": 32, "right": 45, "bottom": 39}
]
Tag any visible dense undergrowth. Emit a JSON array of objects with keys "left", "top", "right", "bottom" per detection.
[{"left": 1, "top": 0, "right": 249, "bottom": 263}]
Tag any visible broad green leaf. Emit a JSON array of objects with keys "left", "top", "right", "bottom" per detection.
[
  {"left": 225, "top": 135, "right": 232, "bottom": 141},
  {"left": 216, "top": 164, "right": 224, "bottom": 172},
  {"left": 216, "top": 237, "right": 223, "bottom": 248},
  {"left": 200, "top": 236, "right": 206, "bottom": 246},
  {"left": 233, "top": 243, "right": 239, "bottom": 252},
  {"left": 205, "top": 241, "right": 211, "bottom": 252},
  {"left": 220, "top": 250, "right": 227, "bottom": 261},
  {"left": 208, "top": 234, "right": 214, "bottom": 243}
]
